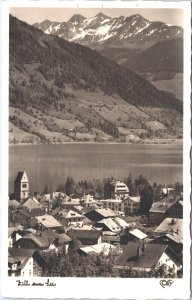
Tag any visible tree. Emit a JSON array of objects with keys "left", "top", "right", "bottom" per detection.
[
  {"left": 103, "top": 177, "right": 114, "bottom": 199},
  {"left": 124, "top": 173, "right": 136, "bottom": 196},
  {"left": 139, "top": 184, "right": 154, "bottom": 215},
  {"left": 65, "top": 177, "right": 75, "bottom": 196},
  {"left": 43, "top": 183, "right": 49, "bottom": 194}
]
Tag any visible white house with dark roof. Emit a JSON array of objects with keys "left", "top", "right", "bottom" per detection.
[
  {"left": 114, "top": 242, "right": 181, "bottom": 273},
  {"left": 8, "top": 248, "right": 47, "bottom": 277}
]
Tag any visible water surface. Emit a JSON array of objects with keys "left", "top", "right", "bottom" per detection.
[{"left": 9, "top": 143, "right": 183, "bottom": 193}]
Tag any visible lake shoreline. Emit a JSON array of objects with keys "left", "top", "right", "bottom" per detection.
[{"left": 9, "top": 139, "right": 183, "bottom": 147}]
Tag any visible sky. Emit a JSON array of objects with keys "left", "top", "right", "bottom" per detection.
[{"left": 10, "top": 7, "right": 183, "bottom": 27}]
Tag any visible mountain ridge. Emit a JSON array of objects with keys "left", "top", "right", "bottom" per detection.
[
  {"left": 33, "top": 13, "right": 183, "bottom": 49},
  {"left": 9, "top": 15, "right": 182, "bottom": 144}
]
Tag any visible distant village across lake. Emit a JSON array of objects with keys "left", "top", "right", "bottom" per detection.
[{"left": 8, "top": 170, "right": 183, "bottom": 278}]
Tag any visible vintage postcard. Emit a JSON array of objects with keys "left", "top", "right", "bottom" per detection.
[{"left": 0, "top": 0, "right": 191, "bottom": 299}]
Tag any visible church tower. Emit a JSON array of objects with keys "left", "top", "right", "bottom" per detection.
[{"left": 14, "top": 171, "right": 29, "bottom": 202}]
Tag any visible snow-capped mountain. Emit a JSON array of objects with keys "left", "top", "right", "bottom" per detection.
[{"left": 33, "top": 13, "right": 183, "bottom": 49}]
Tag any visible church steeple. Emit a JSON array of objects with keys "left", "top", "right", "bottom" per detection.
[{"left": 14, "top": 171, "right": 29, "bottom": 202}]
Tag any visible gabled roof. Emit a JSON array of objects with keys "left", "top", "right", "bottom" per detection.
[
  {"left": 8, "top": 247, "right": 46, "bottom": 269},
  {"left": 68, "top": 229, "right": 101, "bottom": 240},
  {"left": 58, "top": 209, "right": 84, "bottom": 219},
  {"left": 95, "top": 208, "right": 116, "bottom": 218},
  {"left": 9, "top": 247, "right": 35, "bottom": 266},
  {"left": 154, "top": 218, "right": 183, "bottom": 244},
  {"left": 113, "top": 217, "right": 129, "bottom": 229},
  {"left": 154, "top": 218, "right": 182, "bottom": 234},
  {"left": 129, "top": 229, "right": 148, "bottom": 240},
  {"left": 8, "top": 200, "right": 20, "bottom": 207},
  {"left": 23, "top": 197, "right": 41, "bottom": 210},
  {"left": 16, "top": 209, "right": 31, "bottom": 218},
  {"left": 14, "top": 171, "right": 28, "bottom": 183},
  {"left": 57, "top": 233, "right": 72, "bottom": 244},
  {"left": 149, "top": 197, "right": 178, "bottom": 214},
  {"left": 98, "top": 218, "right": 121, "bottom": 232},
  {"left": 126, "top": 196, "right": 141, "bottom": 203},
  {"left": 21, "top": 233, "right": 50, "bottom": 248},
  {"left": 115, "top": 242, "right": 167, "bottom": 269},
  {"left": 35, "top": 215, "right": 63, "bottom": 228},
  {"left": 80, "top": 243, "right": 115, "bottom": 256}
]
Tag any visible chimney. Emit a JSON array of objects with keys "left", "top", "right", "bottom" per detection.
[
  {"left": 137, "top": 245, "right": 141, "bottom": 259},
  {"left": 171, "top": 218, "right": 175, "bottom": 225},
  {"left": 176, "top": 229, "right": 179, "bottom": 234}
]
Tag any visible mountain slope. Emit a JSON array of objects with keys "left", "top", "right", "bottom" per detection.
[
  {"left": 34, "top": 13, "right": 183, "bottom": 49},
  {"left": 9, "top": 15, "right": 182, "bottom": 144},
  {"left": 99, "top": 38, "right": 183, "bottom": 100}
]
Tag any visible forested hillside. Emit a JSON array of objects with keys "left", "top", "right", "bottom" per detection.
[{"left": 9, "top": 15, "right": 183, "bottom": 144}]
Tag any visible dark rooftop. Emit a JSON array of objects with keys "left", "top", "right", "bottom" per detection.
[
  {"left": 115, "top": 242, "right": 167, "bottom": 269},
  {"left": 68, "top": 229, "right": 101, "bottom": 240}
]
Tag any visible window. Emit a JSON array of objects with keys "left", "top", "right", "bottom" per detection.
[
  {"left": 29, "top": 270, "right": 31, "bottom": 276},
  {"left": 22, "top": 184, "right": 27, "bottom": 188}
]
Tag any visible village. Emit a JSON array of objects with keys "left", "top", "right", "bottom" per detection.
[{"left": 8, "top": 171, "right": 183, "bottom": 278}]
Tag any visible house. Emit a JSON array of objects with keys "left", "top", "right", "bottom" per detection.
[
  {"left": 124, "top": 196, "right": 141, "bottom": 215},
  {"left": 114, "top": 242, "right": 181, "bottom": 273},
  {"left": 85, "top": 208, "right": 116, "bottom": 223},
  {"left": 79, "top": 243, "right": 116, "bottom": 256},
  {"left": 55, "top": 209, "right": 85, "bottom": 227},
  {"left": 60, "top": 198, "right": 81, "bottom": 209},
  {"left": 154, "top": 218, "right": 183, "bottom": 236},
  {"left": 68, "top": 229, "right": 102, "bottom": 246},
  {"left": 96, "top": 218, "right": 121, "bottom": 234},
  {"left": 22, "top": 197, "right": 44, "bottom": 217},
  {"left": 102, "top": 233, "right": 121, "bottom": 245},
  {"left": 167, "top": 200, "right": 183, "bottom": 219},
  {"left": 8, "top": 227, "right": 22, "bottom": 247},
  {"left": 9, "top": 208, "right": 35, "bottom": 228},
  {"left": 39, "top": 197, "right": 53, "bottom": 213},
  {"left": 153, "top": 218, "right": 183, "bottom": 259},
  {"left": 14, "top": 171, "right": 29, "bottom": 202},
  {"left": 35, "top": 215, "right": 63, "bottom": 232},
  {"left": 149, "top": 196, "right": 181, "bottom": 225},
  {"left": 101, "top": 199, "right": 124, "bottom": 213},
  {"left": 80, "top": 194, "right": 97, "bottom": 208},
  {"left": 113, "top": 217, "right": 129, "bottom": 230},
  {"left": 114, "top": 181, "right": 129, "bottom": 199},
  {"left": 8, "top": 248, "right": 47, "bottom": 277},
  {"left": 14, "top": 231, "right": 71, "bottom": 253}
]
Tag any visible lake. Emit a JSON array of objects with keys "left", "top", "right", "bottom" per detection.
[{"left": 9, "top": 143, "right": 183, "bottom": 193}]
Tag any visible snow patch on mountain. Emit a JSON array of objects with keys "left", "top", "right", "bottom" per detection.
[{"left": 34, "top": 13, "right": 183, "bottom": 48}]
